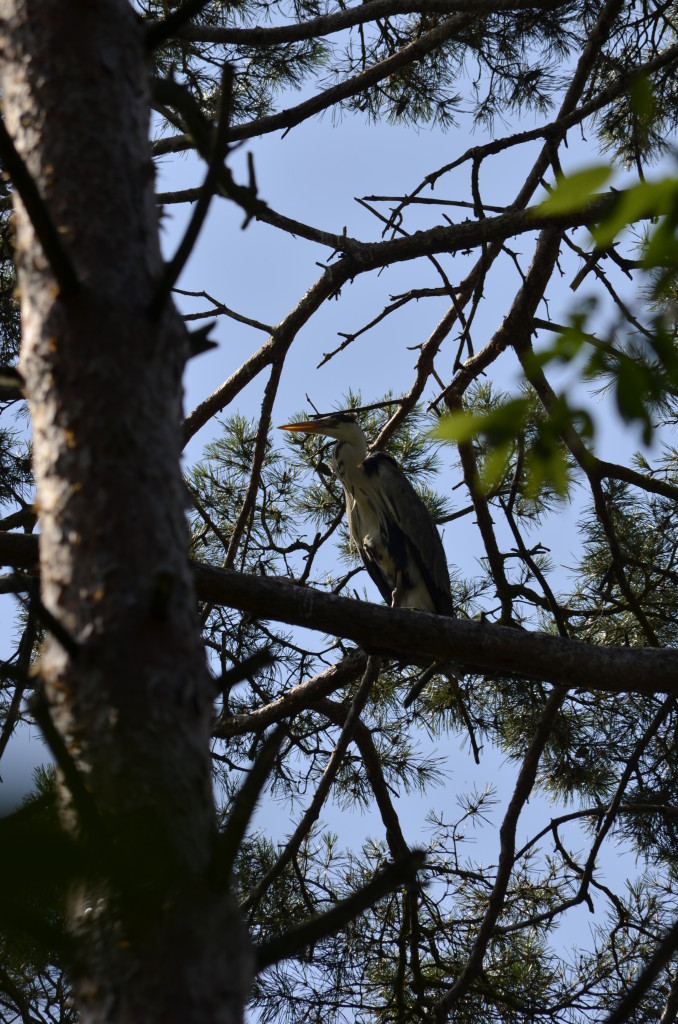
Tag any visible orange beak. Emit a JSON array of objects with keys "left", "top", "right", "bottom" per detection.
[{"left": 279, "top": 421, "right": 325, "bottom": 434}]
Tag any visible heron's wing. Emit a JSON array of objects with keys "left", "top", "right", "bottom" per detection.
[
  {"left": 360, "top": 545, "right": 395, "bottom": 605},
  {"left": 365, "top": 453, "right": 453, "bottom": 615}
]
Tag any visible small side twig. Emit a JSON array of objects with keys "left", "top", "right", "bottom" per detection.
[
  {"left": 29, "top": 686, "right": 102, "bottom": 840},
  {"left": 0, "top": 603, "right": 38, "bottom": 766},
  {"left": 148, "top": 64, "right": 234, "bottom": 319},
  {"left": 145, "top": 0, "right": 213, "bottom": 49},
  {"left": 0, "top": 119, "right": 79, "bottom": 297}
]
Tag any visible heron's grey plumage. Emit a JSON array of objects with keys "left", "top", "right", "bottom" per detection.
[{"left": 281, "top": 414, "right": 452, "bottom": 615}]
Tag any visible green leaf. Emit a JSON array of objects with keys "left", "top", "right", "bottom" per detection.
[
  {"left": 592, "top": 178, "right": 678, "bottom": 248},
  {"left": 433, "top": 410, "right": 488, "bottom": 445},
  {"left": 629, "top": 74, "right": 656, "bottom": 121},
  {"left": 478, "top": 440, "right": 513, "bottom": 492},
  {"left": 534, "top": 166, "right": 612, "bottom": 216},
  {"left": 524, "top": 445, "right": 570, "bottom": 499},
  {"left": 642, "top": 213, "right": 678, "bottom": 269},
  {"left": 434, "top": 399, "right": 529, "bottom": 447}
]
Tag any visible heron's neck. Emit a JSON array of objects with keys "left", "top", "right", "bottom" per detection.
[
  {"left": 333, "top": 434, "right": 366, "bottom": 466},
  {"left": 334, "top": 432, "right": 367, "bottom": 468}
]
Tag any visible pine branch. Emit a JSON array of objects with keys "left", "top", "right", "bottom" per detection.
[
  {"left": 4, "top": 531, "right": 678, "bottom": 695},
  {"left": 179, "top": 0, "right": 571, "bottom": 48},
  {"left": 604, "top": 916, "right": 678, "bottom": 1024},
  {"left": 255, "top": 849, "right": 426, "bottom": 970},
  {"left": 241, "top": 656, "right": 382, "bottom": 911},
  {"left": 432, "top": 684, "right": 568, "bottom": 1021}
]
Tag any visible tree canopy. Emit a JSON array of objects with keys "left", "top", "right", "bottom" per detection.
[{"left": 2, "top": 1, "right": 678, "bottom": 1023}]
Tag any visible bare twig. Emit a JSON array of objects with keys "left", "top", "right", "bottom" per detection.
[{"left": 149, "top": 65, "right": 234, "bottom": 318}]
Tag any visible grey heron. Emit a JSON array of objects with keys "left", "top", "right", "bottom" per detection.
[{"left": 280, "top": 413, "right": 452, "bottom": 615}]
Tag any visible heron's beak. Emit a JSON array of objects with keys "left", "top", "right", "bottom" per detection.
[{"left": 279, "top": 421, "right": 324, "bottom": 434}]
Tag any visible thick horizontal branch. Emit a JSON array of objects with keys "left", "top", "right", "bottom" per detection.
[
  {"left": 339, "top": 195, "right": 611, "bottom": 266},
  {"left": 3, "top": 531, "right": 675, "bottom": 694},
  {"left": 177, "top": 0, "right": 569, "bottom": 47},
  {"left": 162, "top": 176, "right": 611, "bottom": 269},
  {"left": 193, "top": 562, "right": 678, "bottom": 695}
]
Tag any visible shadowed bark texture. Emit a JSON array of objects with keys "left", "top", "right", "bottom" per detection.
[{"left": 0, "top": 2, "right": 252, "bottom": 1022}]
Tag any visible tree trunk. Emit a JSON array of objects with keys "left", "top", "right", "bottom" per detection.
[{"left": 0, "top": 2, "right": 252, "bottom": 1021}]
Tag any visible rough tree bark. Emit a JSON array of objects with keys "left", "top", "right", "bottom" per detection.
[{"left": 0, "top": 2, "right": 252, "bottom": 1022}]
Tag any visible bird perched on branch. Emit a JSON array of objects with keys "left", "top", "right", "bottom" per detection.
[{"left": 280, "top": 413, "right": 452, "bottom": 615}]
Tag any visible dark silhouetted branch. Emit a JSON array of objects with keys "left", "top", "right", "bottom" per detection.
[
  {"left": 0, "top": 119, "right": 79, "bottom": 297},
  {"left": 256, "top": 849, "right": 426, "bottom": 970}
]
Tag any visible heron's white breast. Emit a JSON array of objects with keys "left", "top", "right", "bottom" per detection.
[{"left": 340, "top": 468, "right": 397, "bottom": 577}]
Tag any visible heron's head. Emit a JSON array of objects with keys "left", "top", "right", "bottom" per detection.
[
  {"left": 280, "top": 413, "right": 368, "bottom": 463},
  {"left": 280, "top": 413, "right": 367, "bottom": 444}
]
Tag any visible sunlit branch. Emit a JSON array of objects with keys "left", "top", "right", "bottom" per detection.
[
  {"left": 182, "top": 261, "right": 351, "bottom": 445},
  {"left": 3, "top": 529, "right": 678, "bottom": 694},
  {"left": 174, "top": 288, "right": 273, "bottom": 333}
]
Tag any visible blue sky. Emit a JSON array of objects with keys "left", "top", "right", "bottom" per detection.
[
  {"left": 0, "top": 89, "right": 657, "bottom": 937},
  {"left": 158, "top": 107, "right": 646, "bottom": 949},
  {"left": 0, "top": 97, "right": 630, "bottom": 781}
]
